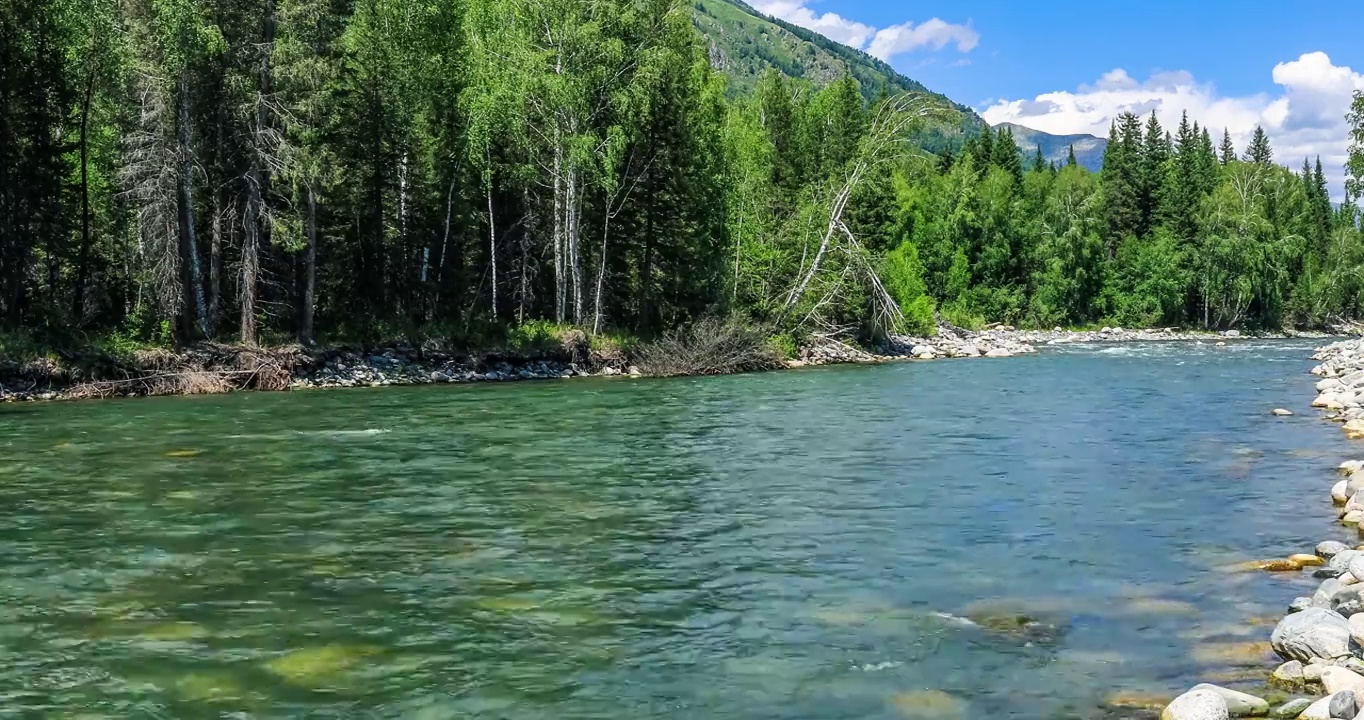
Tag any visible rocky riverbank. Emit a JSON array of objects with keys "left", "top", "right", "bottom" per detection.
[
  {"left": 1157, "top": 337, "right": 1364, "bottom": 720},
  {"left": 0, "top": 325, "right": 1342, "bottom": 402}
]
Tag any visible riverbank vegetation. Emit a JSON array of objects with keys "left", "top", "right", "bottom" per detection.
[{"left": 3, "top": 0, "right": 1364, "bottom": 369}]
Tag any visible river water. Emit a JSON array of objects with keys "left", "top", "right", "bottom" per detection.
[{"left": 0, "top": 340, "right": 1354, "bottom": 719}]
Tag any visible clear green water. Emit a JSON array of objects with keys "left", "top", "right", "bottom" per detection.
[{"left": 0, "top": 341, "right": 1352, "bottom": 719}]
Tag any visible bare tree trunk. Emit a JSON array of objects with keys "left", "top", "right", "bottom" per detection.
[
  {"left": 176, "top": 69, "right": 210, "bottom": 340},
  {"left": 593, "top": 212, "right": 610, "bottom": 334},
  {"left": 300, "top": 184, "right": 317, "bottom": 344},
  {"left": 241, "top": 189, "right": 260, "bottom": 345},
  {"left": 209, "top": 116, "right": 223, "bottom": 329},
  {"left": 72, "top": 48, "right": 96, "bottom": 322},
  {"left": 568, "top": 163, "right": 582, "bottom": 324},
  {"left": 487, "top": 180, "right": 497, "bottom": 321},
  {"left": 552, "top": 136, "right": 565, "bottom": 323},
  {"left": 240, "top": 0, "right": 276, "bottom": 347}
]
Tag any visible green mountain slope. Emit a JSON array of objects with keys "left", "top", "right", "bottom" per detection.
[
  {"left": 692, "top": 0, "right": 986, "bottom": 147},
  {"left": 997, "top": 122, "right": 1107, "bottom": 172}
]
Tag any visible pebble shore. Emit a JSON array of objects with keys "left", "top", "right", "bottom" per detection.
[{"left": 1158, "top": 336, "right": 1364, "bottom": 720}]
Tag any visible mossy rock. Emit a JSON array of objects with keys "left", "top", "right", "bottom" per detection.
[
  {"left": 262, "top": 645, "right": 382, "bottom": 686},
  {"left": 889, "top": 689, "right": 966, "bottom": 720}
]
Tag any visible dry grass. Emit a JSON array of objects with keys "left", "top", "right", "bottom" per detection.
[{"left": 634, "top": 318, "right": 783, "bottom": 378}]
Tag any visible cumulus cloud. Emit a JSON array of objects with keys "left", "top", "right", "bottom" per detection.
[
  {"left": 980, "top": 52, "right": 1364, "bottom": 199},
  {"left": 748, "top": 0, "right": 875, "bottom": 48},
  {"left": 750, "top": 1, "right": 977, "bottom": 63}
]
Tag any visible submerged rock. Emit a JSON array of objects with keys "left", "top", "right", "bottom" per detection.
[
  {"left": 1270, "top": 608, "right": 1352, "bottom": 663},
  {"left": 889, "top": 689, "right": 965, "bottom": 720},
  {"left": 1270, "top": 698, "right": 1313, "bottom": 718},
  {"left": 1298, "top": 696, "right": 1334, "bottom": 720}
]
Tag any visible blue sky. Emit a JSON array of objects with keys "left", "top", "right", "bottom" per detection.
[{"left": 750, "top": 0, "right": 1364, "bottom": 195}]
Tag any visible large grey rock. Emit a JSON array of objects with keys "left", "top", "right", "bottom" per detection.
[
  {"left": 1271, "top": 698, "right": 1313, "bottom": 718},
  {"left": 1330, "top": 691, "right": 1357, "bottom": 719},
  {"left": 1322, "top": 542, "right": 1354, "bottom": 560},
  {"left": 1318, "top": 580, "right": 1347, "bottom": 608},
  {"left": 1191, "top": 684, "right": 1269, "bottom": 717},
  {"left": 1293, "top": 597, "right": 1318, "bottom": 613},
  {"left": 1349, "top": 613, "right": 1364, "bottom": 648},
  {"left": 1271, "top": 608, "right": 1353, "bottom": 662},
  {"left": 1332, "top": 551, "right": 1364, "bottom": 574},
  {"left": 1325, "top": 667, "right": 1364, "bottom": 695},
  {"left": 1161, "top": 689, "right": 1230, "bottom": 720}
]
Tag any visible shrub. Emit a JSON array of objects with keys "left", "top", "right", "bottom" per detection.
[{"left": 634, "top": 317, "right": 783, "bottom": 377}]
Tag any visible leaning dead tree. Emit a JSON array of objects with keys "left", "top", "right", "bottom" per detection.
[{"left": 780, "top": 93, "right": 942, "bottom": 336}]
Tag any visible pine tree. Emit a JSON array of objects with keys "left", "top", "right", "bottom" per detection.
[
  {"left": 1100, "top": 112, "right": 1144, "bottom": 247},
  {"left": 1244, "top": 126, "right": 1273, "bottom": 166},
  {"left": 1031, "top": 146, "right": 1046, "bottom": 174},
  {"left": 1139, "top": 111, "right": 1170, "bottom": 236},
  {"left": 991, "top": 126, "right": 1023, "bottom": 183},
  {"left": 1219, "top": 129, "right": 1236, "bottom": 166},
  {"left": 1066, "top": 144, "right": 1077, "bottom": 168}
]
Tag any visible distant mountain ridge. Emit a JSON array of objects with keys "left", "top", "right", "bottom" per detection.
[
  {"left": 691, "top": 0, "right": 987, "bottom": 149},
  {"left": 996, "top": 122, "right": 1107, "bottom": 172}
]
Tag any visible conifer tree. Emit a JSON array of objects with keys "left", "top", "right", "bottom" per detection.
[
  {"left": 1245, "top": 126, "right": 1273, "bottom": 166},
  {"left": 991, "top": 126, "right": 1023, "bottom": 183},
  {"left": 1031, "top": 147, "right": 1046, "bottom": 174},
  {"left": 1219, "top": 129, "right": 1236, "bottom": 166},
  {"left": 1066, "top": 145, "right": 1077, "bottom": 168}
]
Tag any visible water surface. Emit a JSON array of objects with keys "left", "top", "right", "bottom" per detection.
[{"left": 0, "top": 340, "right": 1352, "bottom": 719}]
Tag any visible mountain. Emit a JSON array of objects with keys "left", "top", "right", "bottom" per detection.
[
  {"left": 691, "top": 0, "right": 986, "bottom": 150},
  {"left": 996, "top": 122, "right": 1108, "bottom": 172}
]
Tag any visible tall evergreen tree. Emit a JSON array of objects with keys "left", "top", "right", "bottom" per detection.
[
  {"left": 1219, "top": 129, "right": 1236, "bottom": 166},
  {"left": 1066, "top": 144, "right": 1077, "bottom": 168},
  {"left": 1101, "top": 112, "right": 1144, "bottom": 247},
  {"left": 1245, "top": 126, "right": 1273, "bottom": 166}
]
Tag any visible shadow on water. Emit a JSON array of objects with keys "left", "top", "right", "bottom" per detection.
[{"left": 0, "top": 340, "right": 1352, "bottom": 718}]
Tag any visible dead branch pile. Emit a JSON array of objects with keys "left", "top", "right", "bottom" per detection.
[
  {"left": 66, "top": 343, "right": 305, "bottom": 399},
  {"left": 634, "top": 318, "right": 782, "bottom": 378}
]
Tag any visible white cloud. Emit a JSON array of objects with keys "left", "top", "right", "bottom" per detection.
[
  {"left": 981, "top": 52, "right": 1364, "bottom": 200},
  {"left": 748, "top": 1, "right": 874, "bottom": 48},
  {"left": 750, "top": 1, "right": 976, "bottom": 63}
]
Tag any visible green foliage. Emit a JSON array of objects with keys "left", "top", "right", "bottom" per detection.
[{"left": 881, "top": 242, "right": 936, "bottom": 335}]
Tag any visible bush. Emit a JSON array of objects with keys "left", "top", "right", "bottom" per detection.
[
  {"left": 634, "top": 317, "right": 784, "bottom": 377},
  {"left": 881, "top": 242, "right": 937, "bottom": 336}
]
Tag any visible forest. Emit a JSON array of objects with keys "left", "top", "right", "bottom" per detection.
[{"left": 3, "top": 0, "right": 1364, "bottom": 357}]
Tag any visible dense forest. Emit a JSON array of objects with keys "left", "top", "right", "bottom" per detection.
[{"left": 3, "top": 0, "right": 1364, "bottom": 355}]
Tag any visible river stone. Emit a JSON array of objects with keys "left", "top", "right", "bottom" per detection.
[
  {"left": 1348, "top": 512, "right": 1364, "bottom": 527},
  {"left": 1191, "top": 684, "right": 1269, "bottom": 717},
  {"left": 1323, "top": 543, "right": 1354, "bottom": 560},
  {"left": 1345, "top": 420, "right": 1364, "bottom": 440},
  {"left": 1331, "top": 691, "right": 1358, "bottom": 719},
  {"left": 1272, "top": 698, "right": 1313, "bottom": 718},
  {"left": 1274, "top": 408, "right": 1295, "bottom": 416},
  {"left": 1344, "top": 573, "right": 1361, "bottom": 586},
  {"left": 1299, "top": 555, "right": 1330, "bottom": 568},
  {"left": 1323, "top": 379, "right": 1347, "bottom": 392},
  {"left": 1300, "top": 697, "right": 1334, "bottom": 720},
  {"left": 1343, "top": 461, "right": 1364, "bottom": 475},
  {"left": 1309, "top": 663, "right": 1330, "bottom": 681},
  {"left": 1293, "top": 597, "right": 1317, "bottom": 613},
  {"left": 985, "top": 348, "right": 1013, "bottom": 358},
  {"left": 1273, "top": 660, "right": 1305, "bottom": 685},
  {"left": 1325, "top": 667, "right": 1364, "bottom": 696},
  {"left": 1272, "top": 608, "right": 1353, "bottom": 662},
  {"left": 1317, "top": 580, "right": 1346, "bottom": 607},
  {"left": 1161, "top": 688, "right": 1230, "bottom": 720},
  {"left": 1339, "top": 601, "right": 1364, "bottom": 618},
  {"left": 910, "top": 345, "right": 937, "bottom": 357}
]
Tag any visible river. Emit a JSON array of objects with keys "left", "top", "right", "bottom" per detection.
[{"left": 0, "top": 340, "right": 1352, "bottom": 718}]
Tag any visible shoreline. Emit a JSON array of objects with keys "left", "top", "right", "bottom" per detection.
[
  {"left": 0, "top": 327, "right": 1342, "bottom": 404},
  {"left": 1156, "top": 337, "right": 1364, "bottom": 720}
]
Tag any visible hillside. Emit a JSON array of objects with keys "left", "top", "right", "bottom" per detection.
[
  {"left": 692, "top": 0, "right": 986, "bottom": 149},
  {"left": 997, "top": 122, "right": 1107, "bottom": 172}
]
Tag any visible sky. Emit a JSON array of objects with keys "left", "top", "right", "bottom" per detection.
[{"left": 748, "top": 0, "right": 1364, "bottom": 197}]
